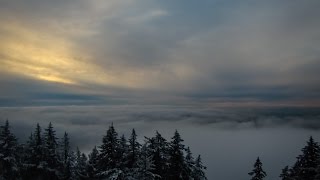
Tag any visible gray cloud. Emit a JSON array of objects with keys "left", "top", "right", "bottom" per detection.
[
  {"left": 1, "top": 105, "right": 320, "bottom": 179},
  {"left": 1, "top": 0, "right": 320, "bottom": 104}
]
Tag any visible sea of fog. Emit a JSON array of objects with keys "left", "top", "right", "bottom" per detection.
[{"left": 0, "top": 105, "right": 320, "bottom": 180}]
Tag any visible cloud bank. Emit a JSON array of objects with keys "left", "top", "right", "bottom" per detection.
[{"left": 0, "top": 105, "right": 320, "bottom": 179}]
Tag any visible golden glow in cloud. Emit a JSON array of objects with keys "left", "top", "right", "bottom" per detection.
[{"left": 0, "top": 21, "right": 156, "bottom": 89}]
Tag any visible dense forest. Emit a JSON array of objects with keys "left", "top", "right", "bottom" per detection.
[
  {"left": 0, "top": 120, "right": 206, "bottom": 180},
  {"left": 1, "top": 120, "right": 320, "bottom": 180}
]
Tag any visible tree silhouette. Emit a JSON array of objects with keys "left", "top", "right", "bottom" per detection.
[{"left": 248, "top": 157, "right": 267, "bottom": 180}]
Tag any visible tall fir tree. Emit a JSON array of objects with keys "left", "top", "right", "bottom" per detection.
[
  {"left": 248, "top": 157, "right": 267, "bottom": 180},
  {"left": 128, "top": 129, "right": 141, "bottom": 169},
  {"left": 280, "top": 166, "right": 291, "bottom": 180},
  {"left": 43, "top": 122, "right": 60, "bottom": 179},
  {"left": 97, "top": 124, "right": 122, "bottom": 179},
  {"left": 134, "top": 144, "right": 158, "bottom": 180},
  {"left": 0, "top": 120, "right": 19, "bottom": 180},
  {"left": 118, "top": 134, "right": 129, "bottom": 171},
  {"left": 87, "top": 146, "right": 99, "bottom": 179},
  {"left": 150, "top": 131, "right": 169, "bottom": 179},
  {"left": 193, "top": 155, "right": 207, "bottom": 180},
  {"left": 168, "top": 130, "right": 188, "bottom": 180},
  {"left": 185, "top": 146, "right": 195, "bottom": 178},
  {"left": 59, "top": 132, "right": 76, "bottom": 180},
  {"left": 21, "top": 123, "right": 47, "bottom": 180},
  {"left": 75, "top": 147, "right": 88, "bottom": 179},
  {"left": 297, "top": 136, "right": 320, "bottom": 180}
]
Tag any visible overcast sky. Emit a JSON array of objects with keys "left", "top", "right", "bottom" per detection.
[
  {"left": 1, "top": 0, "right": 320, "bottom": 179},
  {"left": 0, "top": 0, "right": 320, "bottom": 106}
]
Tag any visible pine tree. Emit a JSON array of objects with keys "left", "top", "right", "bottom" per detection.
[
  {"left": 147, "top": 131, "right": 170, "bottom": 179},
  {"left": 87, "top": 146, "right": 99, "bottom": 179},
  {"left": 128, "top": 129, "right": 141, "bottom": 169},
  {"left": 118, "top": 134, "right": 129, "bottom": 171},
  {"left": 168, "top": 130, "right": 188, "bottom": 180},
  {"left": 248, "top": 157, "right": 267, "bottom": 180},
  {"left": 97, "top": 124, "right": 122, "bottom": 179},
  {"left": 280, "top": 166, "right": 291, "bottom": 180},
  {"left": 297, "top": 136, "right": 320, "bottom": 180},
  {"left": 185, "top": 146, "right": 195, "bottom": 178},
  {"left": 0, "top": 120, "right": 19, "bottom": 180},
  {"left": 43, "top": 122, "right": 60, "bottom": 179},
  {"left": 21, "top": 123, "right": 46, "bottom": 180},
  {"left": 59, "top": 132, "right": 75, "bottom": 180},
  {"left": 134, "top": 144, "right": 158, "bottom": 180},
  {"left": 194, "top": 155, "right": 207, "bottom": 180},
  {"left": 75, "top": 147, "right": 88, "bottom": 179},
  {"left": 34, "top": 123, "right": 44, "bottom": 166}
]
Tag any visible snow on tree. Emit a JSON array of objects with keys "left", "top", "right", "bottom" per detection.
[
  {"left": 248, "top": 157, "right": 267, "bottom": 180},
  {"left": 87, "top": 146, "right": 100, "bottom": 179},
  {"left": 193, "top": 155, "right": 207, "bottom": 180},
  {"left": 297, "top": 136, "right": 320, "bottom": 179},
  {"left": 133, "top": 144, "right": 159, "bottom": 180},
  {"left": 280, "top": 166, "right": 291, "bottom": 180},
  {"left": 75, "top": 147, "right": 88, "bottom": 179},
  {"left": 168, "top": 130, "right": 189, "bottom": 180},
  {"left": 21, "top": 123, "right": 47, "bottom": 179},
  {"left": 284, "top": 136, "right": 320, "bottom": 180},
  {"left": 59, "top": 132, "right": 76, "bottom": 180},
  {"left": 185, "top": 146, "right": 195, "bottom": 178},
  {"left": 43, "top": 122, "right": 60, "bottom": 179},
  {"left": 145, "top": 131, "right": 170, "bottom": 179},
  {"left": 96, "top": 124, "right": 122, "bottom": 179},
  {"left": 127, "top": 129, "right": 141, "bottom": 169},
  {"left": 0, "top": 120, "right": 19, "bottom": 179},
  {"left": 0, "top": 122, "right": 208, "bottom": 180},
  {"left": 118, "top": 134, "right": 129, "bottom": 170}
]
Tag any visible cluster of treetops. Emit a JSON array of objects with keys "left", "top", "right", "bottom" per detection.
[
  {"left": 0, "top": 120, "right": 207, "bottom": 180},
  {"left": 1, "top": 119, "right": 319, "bottom": 180},
  {"left": 249, "top": 135, "right": 320, "bottom": 180}
]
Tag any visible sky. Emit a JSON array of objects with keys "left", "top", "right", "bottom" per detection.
[
  {"left": 1, "top": 0, "right": 320, "bottom": 106},
  {"left": 1, "top": 0, "right": 320, "bottom": 179}
]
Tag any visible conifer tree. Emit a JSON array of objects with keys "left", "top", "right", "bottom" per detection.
[
  {"left": 194, "top": 155, "right": 207, "bottom": 180},
  {"left": 42, "top": 122, "right": 61, "bottom": 180},
  {"left": 297, "top": 136, "right": 320, "bottom": 180},
  {"left": 128, "top": 129, "right": 141, "bottom": 169},
  {"left": 280, "top": 166, "right": 291, "bottom": 180},
  {"left": 75, "top": 147, "right": 88, "bottom": 179},
  {"left": 185, "top": 146, "right": 195, "bottom": 178},
  {"left": 44, "top": 122, "right": 59, "bottom": 170},
  {"left": 0, "top": 120, "right": 19, "bottom": 180},
  {"left": 59, "top": 132, "right": 75, "bottom": 180},
  {"left": 87, "top": 146, "right": 99, "bottom": 179},
  {"left": 248, "top": 157, "right": 267, "bottom": 180},
  {"left": 21, "top": 123, "right": 46, "bottom": 179},
  {"left": 34, "top": 123, "right": 44, "bottom": 166},
  {"left": 168, "top": 130, "right": 188, "bottom": 180},
  {"left": 97, "top": 124, "right": 122, "bottom": 179},
  {"left": 134, "top": 144, "right": 158, "bottom": 180},
  {"left": 118, "top": 134, "right": 129, "bottom": 170},
  {"left": 147, "top": 131, "right": 170, "bottom": 179}
]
